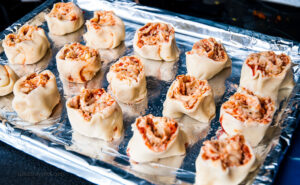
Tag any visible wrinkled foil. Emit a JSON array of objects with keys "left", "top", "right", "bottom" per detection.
[{"left": 0, "top": 0, "right": 299, "bottom": 184}]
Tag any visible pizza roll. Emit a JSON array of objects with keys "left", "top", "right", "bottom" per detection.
[
  {"left": 107, "top": 56, "right": 147, "bottom": 104},
  {"left": 127, "top": 114, "right": 185, "bottom": 163},
  {"left": 56, "top": 43, "right": 101, "bottom": 83},
  {"left": 66, "top": 88, "right": 123, "bottom": 141},
  {"left": 163, "top": 75, "right": 215, "bottom": 123},
  {"left": 12, "top": 70, "right": 60, "bottom": 123},
  {"left": 220, "top": 88, "right": 275, "bottom": 146},
  {"left": 195, "top": 134, "right": 255, "bottom": 185},
  {"left": 239, "top": 51, "right": 293, "bottom": 101},
  {"left": 45, "top": 2, "right": 84, "bottom": 35},
  {"left": 3, "top": 25, "right": 50, "bottom": 64},
  {"left": 0, "top": 65, "right": 18, "bottom": 96},
  {"left": 186, "top": 37, "right": 231, "bottom": 80},
  {"left": 84, "top": 11, "right": 125, "bottom": 49},
  {"left": 133, "top": 22, "right": 179, "bottom": 61}
]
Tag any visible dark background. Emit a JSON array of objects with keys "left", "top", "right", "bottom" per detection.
[{"left": 0, "top": 0, "right": 299, "bottom": 184}]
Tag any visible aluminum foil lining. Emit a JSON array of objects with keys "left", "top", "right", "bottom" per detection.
[
  {"left": 0, "top": 0, "right": 299, "bottom": 184},
  {"left": 262, "top": 0, "right": 300, "bottom": 8}
]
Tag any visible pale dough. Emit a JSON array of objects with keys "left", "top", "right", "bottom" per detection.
[{"left": 12, "top": 70, "right": 60, "bottom": 123}]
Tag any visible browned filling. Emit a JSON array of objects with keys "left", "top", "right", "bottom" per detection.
[
  {"left": 136, "top": 114, "right": 178, "bottom": 152},
  {"left": 20, "top": 73, "right": 50, "bottom": 94},
  {"left": 187, "top": 37, "right": 226, "bottom": 62},
  {"left": 221, "top": 88, "right": 274, "bottom": 124},
  {"left": 68, "top": 89, "right": 115, "bottom": 121},
  {"left": 89, "top": 11, "right": 116, "bottom": 29},
  {"left": 246, "top": 51, "right": 290, "bottom": 77},
  {"left": 201, "top": 135, "right": 252, "bottom": 170},
  {"left": 59, "top": 43, "right": 98, "bottom": 61},
  {"left": 48, "top": 2, "right": 78, "bottom": 21},
  {"left": 5, "top": 25, "right": 40, "bottom": 46},
  {"left": 110, "top": 56, "right": 144, "bottom": 82},
  {"left": 169, "top": 75, "right": 210, "bottom": 109},
  {"left": 137, "top": 22, "right": 174, "bottom": 48}
]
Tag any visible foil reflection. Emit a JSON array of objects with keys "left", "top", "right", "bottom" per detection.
[
  {"left": 49, "top": 26, "right": 85, "bottom": 48},
  {"left": 99, "top": 42, "right": 126, "bottom": 64},
  {"left": 208, "top": 67, "right": 231, "bottom": 103},
  {"left": 137, "top": 53, "right": 178, "bottom": 82},
  {"left": 61, "top": 70, "right": 104, "bottom": 97},
  {"left": 67, "top": 131, "right": 121, "bottom": 161}
]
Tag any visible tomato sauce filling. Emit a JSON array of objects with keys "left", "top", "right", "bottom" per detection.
[
  {"left": 201, "top": 135, "right": 252, "bottom": 170},
  {"left": 20, "top": 72, "right": 50, "bottom": 94},
  {"left": 48, "top": 2, "right": 79, "bottom": 21},
  {"left": 137, "top": 22, "right": 174, "bottom": 48},
  {"left": 246, "top": 51, "right": 290, "bottom": 77},
  {"left": 187, "top": 37, "right": 226, "bottom": 62},
  {"left": 136, "top": 114, "right": 178, "bottom": 152},
  {"left": 68, "top": 89, "right": 115, "bottom": 121},
  {"left": 221, "top": 88, "right": 274, "bottom": 124},
  {"left": 5, "top": 25, "right": 40, "bottom": 46},
  {"left": 59, "top": 43, "right": 98, "bottom": 61},
  {"left": 89, "top": 11, "right": 116, "bottom": 29},
  {"left": 110, "top": 56, "right": 144, "bottom": 82},
  {"left": 168, "top": 75, "right": 210, "bottom": 109}
]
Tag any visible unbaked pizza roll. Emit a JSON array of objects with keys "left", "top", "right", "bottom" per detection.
[
  {"left": 66, "top": 88, "right": 123, "bottom": 141},
  {"left": 84, "top": 11, "right": 125, "bottom": 49},
  {"left": 107, "top": 56, "right": 147, "bottom": 104},
  {"left": 239, "top": 51, "right": 293, "bottom": 101},
  {"left": 56, "top": 43, "right": 101, "bottom": 83},
  {"left": 0, "top": 65, "right": 18, "bottom": 96},
  {"left": 133, "top": 22, "right": 179, "bottom": 61},
  {"left": 45, "top": 2, "right": 84, "bottom": 35},
  {"left": 127, "top": 114, "right": 185, "bottom": 163},
  {"left": 195, "top": 134, "right": 255, "bottom": 185},
  {"left": 220, "top": 88, "right": 275, "bottom": 146},
  {"left": 163, "top": 75, "right": 215, "bottom": 123},
  {"left": 3, "top": 25, "right": 50, "bottom": 64},
  {"left": 12, "top": 70, "right": 60, "bottom": 123},
  {"left": 186, "top": 37, "right": 231, "bottom": 80}
]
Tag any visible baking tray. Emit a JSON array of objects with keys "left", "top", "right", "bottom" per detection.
[{"left": 0, "top": 0, "right": 300, "bottom": 184}]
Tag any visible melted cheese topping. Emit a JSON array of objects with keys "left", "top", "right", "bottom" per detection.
[
  {"left": 5, "top": 25, "right": 40, "bottom": 47},
  {"left": 246, "top": 51, "right": 290, "bottom": 77},
  {"left": 59, "top": 43, "right": 98, "bottom": 61},
  {"left": 187, "top": 37, "right": 226, "bottom": 62},
  {"left": 136, "top": 114, "right": 178, "bottom": 152},
  {"left": 110, "top": 56, "right": 144, "bottom": 82},
  {"left": 201, "top": 135, "right": 252, "bottom": 170},
  {"left": 20, "top": 73, "right": 50, "bottom": 94},
  {"left": 168, "top": 75, "right": 210, "bottom": 109},
  {"left": 68, "top": 89, "right": 115, "bottom": 121},
  {"left": 221, "top": 88, "right": 274, "bottom": 124},
  {"left": 48, "top": 2, "right": 79, "bottom": 21},
  {"left": 89, "top": 11, "right": 116, "bottom": 29},
  {"left": 137, "top": 22, "right": 174, "bottom": 48}
]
